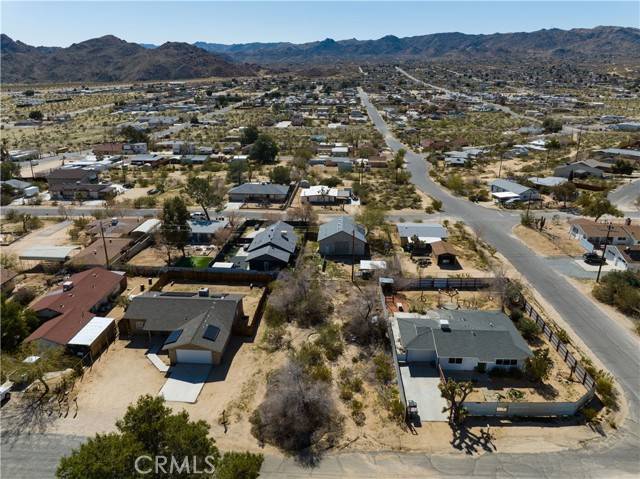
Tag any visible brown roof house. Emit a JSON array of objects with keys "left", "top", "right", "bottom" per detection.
[
  {"left": 0, "top": 268, "right": 19, "bottom": 295},
  {"left": 46, "top": 168, "right": 114, "bottom": 200},
  {"left": 26, "top": 268, "right": 126, "bottom": 355},
  {"left": 431, "top": 241, "right": 459, "bottom": 267},
  {"left": 569, "top": 219, "right": 638, "bottom": 249}
]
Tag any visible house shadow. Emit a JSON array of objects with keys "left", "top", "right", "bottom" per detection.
[
  {"left": 202, "top": 335, "right": 252, "bottom": 384},
  {"left": 437, "top": 260, "right": 463, "bottom": 271}
]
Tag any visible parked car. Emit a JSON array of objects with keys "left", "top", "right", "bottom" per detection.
[
  {"left": 147, "top": 188, "right": 159, "bottom": 195},
  {"left": 583, "top": 252, "right": 606, "bottom": 265}
]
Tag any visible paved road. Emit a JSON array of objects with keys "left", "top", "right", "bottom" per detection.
[{"left": 608, "top": 178, "right": 640, "bottom": 213}]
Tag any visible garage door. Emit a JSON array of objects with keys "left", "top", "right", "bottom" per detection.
[{"left": 176, "top": 349, "right": 212, "bottom": 364}]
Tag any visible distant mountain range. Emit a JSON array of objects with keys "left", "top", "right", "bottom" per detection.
[
  {"left": 2, "top": 26, "right": 639, "bottom": 84},
  {"left": 192, "top": 26, "right": 640, "bottom": 64},
  {"left": 0, "top": 34, "right": 256, "bottom": 84}
]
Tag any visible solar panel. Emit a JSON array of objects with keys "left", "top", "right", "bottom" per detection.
[
  {"left": 165, "top": 329, "right": 183, "bottom": 344},
  {"left": 203, "top": 325, "right": 220, "bottom": 342}
]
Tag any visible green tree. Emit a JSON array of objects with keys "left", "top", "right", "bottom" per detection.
[
  {"left": 57, "top": 395, "right": 223, "bottom": 479},
  {"left": 240, "top": 125, "right": 259, "bottom": 146},
  {"left": 227, "top": 159, "right": 248, "bottom": 185},
  {"left": 552, "top": 182, "right": 577, "bottom": 207},
  {"left": 28, "top": 110, "right": 44, "bottom": 121},
  {"left": 0, "top": 297, "right": 39, "bottom": 351},
  {"left": 438, "top": 379, "right": 474, "bottom": 424},
  {"left": 525, "top": 348, "right": 553, "bottom": 382},
  {"left": 542, "top": 117, "right": 563, "bottom": 133},
  {"left": 249, "top": 134, "right": 279, "bottom": 164},
  {"left": 576, "top": 192, "right": 623, "bottom": 222},
  {"left": 391, "top": 148, "right": 406, "bottom": 184},
  {"left": 160, "top": 196, "right": 191, "bottom": 257},
  {"left": 216, "top": 452, "right": 264, "bottom": 479},
  {"left": 56, "top": 433, "right": 145, "bottom": 479},
  {"left": 269, "top": 165, "right": 291, "bottom": 185},
  {"left": 356, "top": 204, "right": 387, "bottom": 237},
  {"left": 185, "top": 175, "right": 226, "bottom": 220},
  {"left": 120, "top": 125, "right": 149, "bottom": 144}
]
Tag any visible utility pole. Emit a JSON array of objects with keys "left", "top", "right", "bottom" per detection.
[
  {"left": 596, "top": 223, "right": 613, "bottom": 283},
  {"left": 99, "top": 220, "right": 110, "bottom": 268},
  {"left": 497, "top": 153, "right": 504, "bottom": 179},
  {"left": 351, "top": 227, "right": 356, "bottom": 282}
]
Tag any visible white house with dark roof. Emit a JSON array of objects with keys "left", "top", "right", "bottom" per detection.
[
  {"left": 228, "top": 182, "right": 290, "bottom": 203},
  {"left": 391, "top": 310, "right": 532, "bottom": 372},
  {"left": 489, "top": 179, "right": 540, "bottom": 203}
]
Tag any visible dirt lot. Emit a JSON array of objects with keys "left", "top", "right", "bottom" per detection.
[
  {"left": 127, "top": 245, "right": 169, "bottom": 266},
  {"left": 513, "top": 220, "right": 585, "bottom": 257},
  {"left": 1, "top": 219, "right": 75, "bottom": 258}
]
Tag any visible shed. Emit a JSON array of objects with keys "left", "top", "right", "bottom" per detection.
[
  {"left": 67, "top": 316, "right": 117, "bottom": 359},
  {"left": 431, "top": 241, "right": 458, "bottom": 266}
]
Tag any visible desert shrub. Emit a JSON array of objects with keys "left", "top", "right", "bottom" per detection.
[
  {"left": 517, "top": 317, "right": 541, "bottom": 341},
  {"left": 373, "top": 353, "right": 394, "bottom": 384},
  {"left": 315, "top": 323, "right": 343, "bottom": 361},
  {"left": 350, "top": 399, "right": 366, "bottom": 426},
  {"left": 595, "top": 372, "right": 618, "bottom": 409},
  {"left": 12, "top": 287, "right": 36, "bottom": 306},
  {"left": 510, "top": 308, "right": 523, "bottom": 322},
  {"left": 556, "top": 328, "right": 571, "bottom": 344},
  {"left": 261, "top": 324, "right": 289, "bottom": 353},
  {"left": 581, "top": 407, "right": 599, "bottom": 423},
  {"left": 593, "top": 270, "right": 640, "bottom": 318},
  {"left": 525, "top": 348, "right": 553, "bottom": 382},
  {"left": 250, "top": 361, "right": 343, "bottom": 453}
]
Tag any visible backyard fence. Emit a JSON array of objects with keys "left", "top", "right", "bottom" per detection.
[
  {"left": 397, "top": 277, "right": 497, "bottom": 291},
  {"left": 522, "top": 299, "right": 596, "bottom": 390}
]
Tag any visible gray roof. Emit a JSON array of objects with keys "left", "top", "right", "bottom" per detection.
[
  {"left": 527, "top": 176, "right": 567, "bottom": 187},
  {"left": 247, "top": 221, "right": 297, "bottom": 254},
  {"left": 396, "top": 310, "right": 532, "bottom": 362},
  {"left": 396, "top": 223, "right": 448, "bottom": 239},
  {"left": 318, "top": 216, "right": 367, "bottom": 243},
  {"left": 489, "top": 179, "right": 532, "bottom": 195},
  {"left": 228, "top": 183, "right": 289, "bottom": 196},
  {"left": 124, "top": 292, "right": 242, "bottom": 332},
  {"left": 596, "top": 148, "right": 640, "bottom": 158},
  {"left": 162, "top": 308, "right": 232, "bottom": 354},
  {"left": 188, "top": 219, "right": 229, "bottom": 235},
  {"left": 246, "top": 245, "right": 291, "bottom": 264},
  {"left": 1, "top": 179, "right": 32, "bottom": 190}
]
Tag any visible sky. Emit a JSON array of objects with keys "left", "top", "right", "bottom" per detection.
[{"left": 2, "top": 1, "right": 639, "bottom": 47}]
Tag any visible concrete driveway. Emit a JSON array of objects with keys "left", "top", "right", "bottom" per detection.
[
  {"left": 159, "top": 364, "right": 211, "bottom": 403},
  {"left": 400, "top": 364, "right": 448, "bottom": 422}
]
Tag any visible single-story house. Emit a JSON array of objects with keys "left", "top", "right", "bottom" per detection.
[
  {"left": 124, "top": 291, "right": 245, "bottom": 365},
  {"left": 554, "top": 161, "right": 606, "bottom": 179},
  {"left": 604, "top": 245, "right": 640, "bottom": 271},
  {"left": 188, "top": 219, "right": 229, "bottom": 244},
  {"left": 397, "top": 223, "right": 449, "bottom": 251},
  {"left": 26, "top": 268, "right": 126, "bottom": 353},
  {"left": 318, "top": 216, "right": 367, "bottom": 257},
  {"left": 129, "top": 154, "right": 168, "bottom": 167},
  {"left": 489, "top": 179, "right": 540, "bottom": 203},
  {"left": 46, "top": 168, "right": 114, "bottom": 200},
  {"left": 569, "top": 219, "right": 634, "bottom": 249},
  {"left": 593, "top": 148, "right": 640, "bottom": 164},
  {"left": 300, "top": 185, "right": 352, "bottom": 204},
  {"left": 246, "top": 221, "right": 297, "bottom": 271},
  {"left": 527, "top": 177, "right": 567, "bottom": 188},
  {"left": 0, "top": 179, "right": 39, "bottom": 198},
  {"left": 228, "top": 183, "right": 290, "bottom": 204},
  {"left": 70, "top": 238, "right": 133, "bottom": 267},
  {"left": 392, "top": 310, "right": 532, "bottom": 372}
]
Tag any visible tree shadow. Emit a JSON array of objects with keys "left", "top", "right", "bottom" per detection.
[
  {"left": 449, "top": 424, "right": 497, "bottom": 455},
  {"left": 0, "top": 393, "right": 61, "bottom": 444}
]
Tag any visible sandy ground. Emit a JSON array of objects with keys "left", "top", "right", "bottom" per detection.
[
  {"left": 127, "top": 245, "right": 169, "bottom": 266},
  {"left": 1, "top": 220, "right": 76, "bottom": 259},
  {"left": 513, "top": 222, "right": 584, "bottom": 257}
]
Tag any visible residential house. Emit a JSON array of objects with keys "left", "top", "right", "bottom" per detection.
[
  {"left": 129, "top": 154, "right": 168, "bottom": 167},
  {"left": 593, "top": 148, "right": 640, "bottom": 165},
  {"left": 300, "top": 185, "right": 352, "bottom": 205},
  {"left": 568, "top": 219, "right": 638, "bottom": 249},
  {"left": 246, "top": 221, "right": 298, "bottom": 271},
  {"left": 188, "top": 219, "right": 229, "bottom": 245},
  {"left": 228, "top": 183, "right": 290, "bottom": 204},
  {"left": 605, "top": 245, "right": 640, "bottom": 271},
  {"left": 46, "top": 168, "right": 114, "bottom": 200},
  {"left": 318, "top": 216, "right": 367, "bottom": 257},
  {"left": 431, "top": 241, "right": 458, "bottom": 267},
  {"left": 26, "top": 268, "right": 126, "bottom": 356},
  {"left": 124, "top": 291, "right": 245, "bottom": 365},
  {"left": 123, "top": 143, "right": 148, "bottom": 155},
  {"left": 392, "top": 310, "right": 532, "bottom": 372},
  {"left": 396, "top": 223, "right": 448, "bottom": 251},
  {"left": 0, "top": 179, "right": 39, "bottom": 198},
  {"left": 489, "top": 179, "right": 540, "bottom": 203},
  {"left": 553, "top": 160, "right": 606, "bottom": 179}
]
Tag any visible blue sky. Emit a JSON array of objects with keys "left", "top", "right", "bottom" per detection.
[{"left": 2, "top": 1, "right": 638, "bottom": 47}]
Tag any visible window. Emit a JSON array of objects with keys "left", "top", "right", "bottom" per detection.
[
  {"left": 448, "top": 357, "right": 462, "bottom": 364},
  {"left": 496, "top": 359, "right": 518, "bottom": 366}
]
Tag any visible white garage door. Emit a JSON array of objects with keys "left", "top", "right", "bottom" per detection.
[{"left": 176, "top": 349, "right": 212, "bottom": 364}]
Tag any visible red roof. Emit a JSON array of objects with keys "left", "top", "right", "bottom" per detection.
[{"left": 26, "top": 267, "right": 125, "bottom": 345}]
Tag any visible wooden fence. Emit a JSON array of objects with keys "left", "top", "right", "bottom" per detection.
[{"left": 522, "top": 299, "right": 596, "bottom": 390}]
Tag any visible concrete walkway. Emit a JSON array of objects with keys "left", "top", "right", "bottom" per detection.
[{"left": 146, "top": 353, "right": 169, "bottom": 372}]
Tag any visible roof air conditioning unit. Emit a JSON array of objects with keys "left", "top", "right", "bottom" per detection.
[{"left": 198, "top": 288, "right": 210, "bottom": 297}]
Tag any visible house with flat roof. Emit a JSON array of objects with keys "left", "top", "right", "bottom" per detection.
[
  {"left": 489, "top": 179, "right": 540, "bottom": 203},
  {"left": 396, "top": 223, "right": 448, "bottom": 250},
  {"left": 300, "top": 185, "right": 352, "bottom": 204},
  {"left": 187, "top": 219, "right": 229, "bottom": 245},
  {"left": 318, "top": 216, "right": 367, "bottom": 257},
  {"left": 26, "top": 268, "right": 126, "bottom": 354},
  {"left": 124, "top": 291, "right": 245, "bottom": 365},
  {"left": 228, "top": 182, "right": 290, "bottom": 204},
  {"left": 391, "top": 310, "right": 532, "bottom": 372}
]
